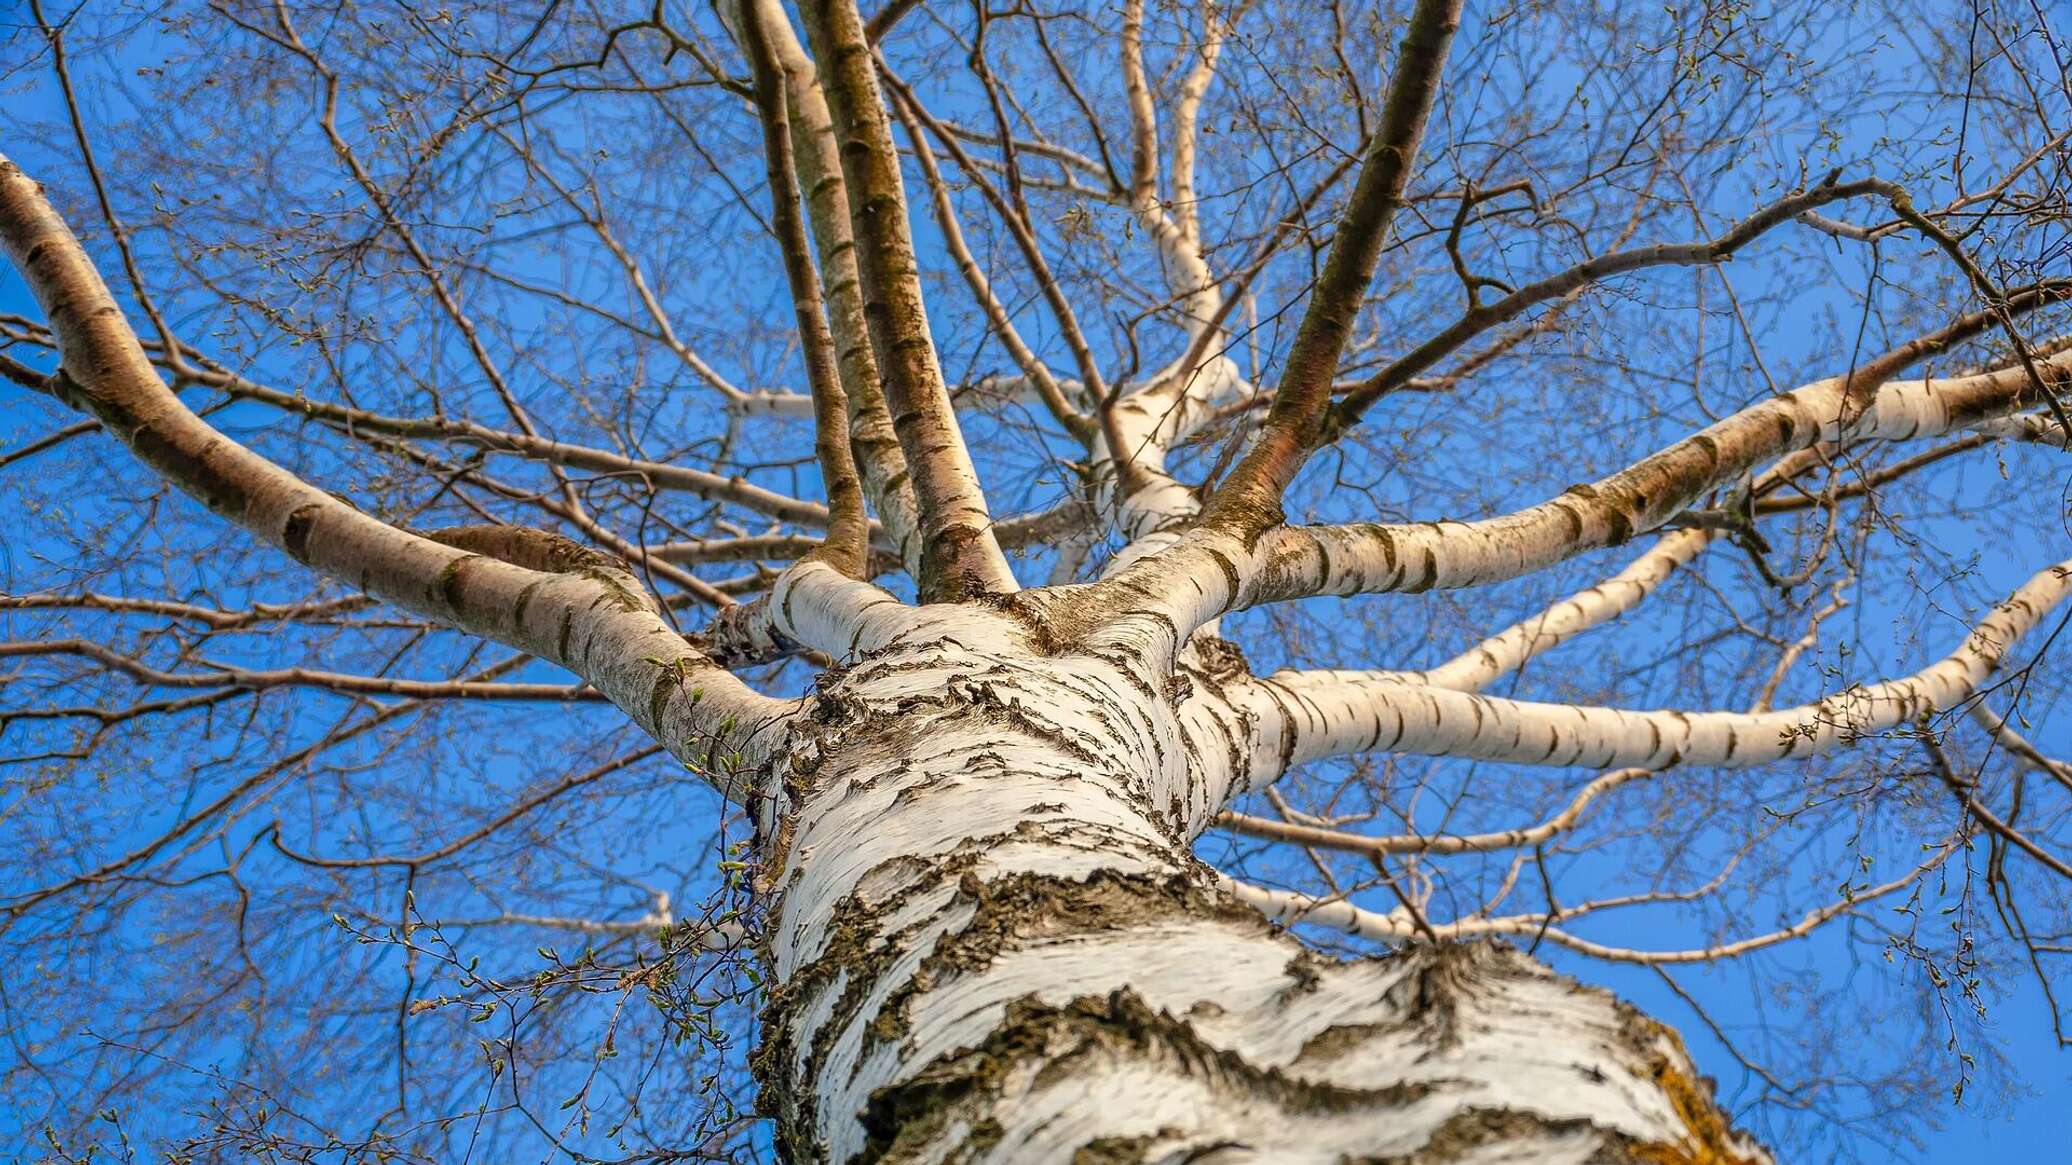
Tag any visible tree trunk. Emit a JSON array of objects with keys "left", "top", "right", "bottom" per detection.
[{"left": 752, "top": 611, "right": 1767, "bottom": 1164}]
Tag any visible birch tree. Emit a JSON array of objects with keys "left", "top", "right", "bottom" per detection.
[{"left": 4, "top": 0, "right": 2071, "bottom": 1160}]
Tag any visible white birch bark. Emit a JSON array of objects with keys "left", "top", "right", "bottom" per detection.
[
  {"left": 1237, "top": 557, "right": 2072, "bottom": 773},
  {"left": 1075, "top": 348, "right": 2072, "bottom": 661},
  {"left": 751, "top": 607, "right": 1768, "bottom": 1164}
]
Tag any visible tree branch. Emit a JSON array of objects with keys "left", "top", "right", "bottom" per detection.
[
  {"left": 1200, "top": 0, "right": 1462, "bottom": 534},
  {"left": 0, "top": 156, "right": 789, "bottom": 793},
  {"left": 725, "top": 0, "right": 923, "bottom": 576},
  {"left": 798, "top": 0, "right": 1017, "bottom": 600},
  {"left": 1247, "top": 556, "right": 2072, "bottom": 771},
  {"left": 744, "top": 1, "right": 871, "bottom": 578}
]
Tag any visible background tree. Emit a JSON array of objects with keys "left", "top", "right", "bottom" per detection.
[{"left": 2, "top": 0, "right": 2070, "bottom": 1160}]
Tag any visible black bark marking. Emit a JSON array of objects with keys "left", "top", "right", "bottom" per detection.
[
  {"left": 649, "top": 668, "right": 679, "bottom": 733},
  {"left": 512, "top": 577, "right": 545, "bottom": 631},
  {"left": 1689, "top": 432, "right": 1720, "bottom": 472},
  {"left": 281, "top": 502, "right": 323, "bottom": 564},
  {"left": 127, "top": 423, "right": 251, "bottom": 519},
  {"left": 1603, "top": 504, "right": 1634, "bottom": 546},
  {"left": 1406, "top": 545, "right": 1439, "bottom": 593},
  {"left": 1205, "top": 546, "right": 1242, "bottom": 600},
  {"left": 434, "top": 554, "right": 480, "bottom": 614}
]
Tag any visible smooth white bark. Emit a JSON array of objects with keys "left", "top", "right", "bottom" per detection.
[
  {"left": 1243, "top": 558, "right": 2072, "bottom": 772},
  {"left": 1419, "top": 528, "right": 1718, "bottom": 692}
]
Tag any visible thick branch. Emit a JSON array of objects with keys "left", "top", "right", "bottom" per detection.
[
  {"left": 744, "top": 2, "right": 871, "bottom": 578},
  {"left": 1062, "top": 301, "right": 2072, "bottom": 663},
  {"left": 0, "top": 157, "right": 788, "bottom": 792},
  {"left": 727, "top": 0, "right": 923, "bottom": 576},
  {"left": 799, "top": 0, "right": 1017, "bottom": 600},
  {"left": 1251, "top": 556, "right": 2071, "bottom": 771}
]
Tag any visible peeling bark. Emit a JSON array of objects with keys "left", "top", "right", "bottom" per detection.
[{"left": 747, "top": 617, "right": 1765, "bottom": 1163}]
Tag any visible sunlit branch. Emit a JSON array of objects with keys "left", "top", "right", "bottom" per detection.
[
  {"left": 798, "top": 0, "right": 1017, "bottom": 600},
  {"left": 744, "top": 1, "right": 871, "bottom": 578},
  {"left": 1118, "top": 0, "right": 1233, "bottom": 339},
  {"left": 1221, "top": 765, "right": 1656, "bottom": 858},
  {"left": 0, "top": 157, "right": 790, "bottom": 788},
  {"left": 1419, "top": 528, "right": 1716, "bottom": 692},
  {"left": 1251, "top": 555, "right": 2071, "bottom": 771},
  {"left": 725, "top": 0, "right": 923, "bottom": 577}
]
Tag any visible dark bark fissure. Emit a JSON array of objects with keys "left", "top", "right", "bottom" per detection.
[{"left": 743, "top": 637, "right": 1765, "bottom": 1164}]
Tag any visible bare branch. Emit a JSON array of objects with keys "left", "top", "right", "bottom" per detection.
[
  {"left": 1247, "top": 556, "right": 2072, "bottom": 772},
  {"left": 0, "top": 156, "right": 788, "bottom": 790},
  {"left": 1223, "top": 839, "right": 1959, "bottom": 963},
  {"left": 1, "top": 638, "right": 606, "bottom": 701},
  {"left": 798, "top": 0, "right": 1017, "bottom": 600},
  {"left": 1201, "top": 0, "right": 1462, "bottom": 533},
  {"left": 744, "top": 1, "right": 871, "bottom": 578}
]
